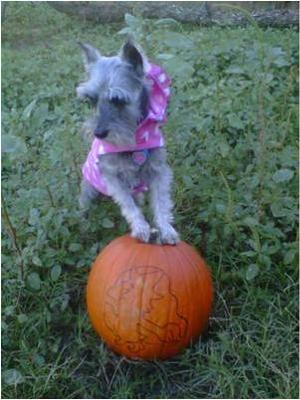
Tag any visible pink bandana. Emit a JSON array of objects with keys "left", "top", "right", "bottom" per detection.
[{"left": 82, "top": 63, "right": 171, "bottom": 196}]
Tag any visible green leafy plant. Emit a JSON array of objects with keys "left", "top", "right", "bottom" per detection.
[{"left": 2, "top": 3, "right": 298, "bottom": 399}]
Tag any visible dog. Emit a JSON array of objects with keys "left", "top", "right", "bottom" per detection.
[{"left": 77, "top": 40, "right": 179, "bottom": 245}]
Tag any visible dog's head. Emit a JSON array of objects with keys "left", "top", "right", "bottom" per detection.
[{"left": 77, "top": 41, "right": 150, "bottom": 146}]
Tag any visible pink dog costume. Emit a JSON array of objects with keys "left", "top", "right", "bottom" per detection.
[{"left": 82, "top": 63, "right": 171, "bottom": 196}]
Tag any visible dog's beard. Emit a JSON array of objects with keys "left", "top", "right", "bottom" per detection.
[
  {"left": 84, "top": 116, "right": 137, "bottom": 146},
  {"left": 103, "top": 124, "right": 137, "bottom": 146}
]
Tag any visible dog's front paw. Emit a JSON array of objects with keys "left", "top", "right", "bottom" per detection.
[
  {"left": 131, "top": 221, "right": 151, "bottom": 243},
  {"left": 159, "top": 224, "right": 180, "bottom": 245}
]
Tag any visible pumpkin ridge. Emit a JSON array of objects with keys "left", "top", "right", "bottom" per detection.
[
  {"left": 171, "top": 243, "right": 200, "bottom": 343},
  {"left": 115, "top": 239, "right": 141, "bottom": 353},
  {"left": 170, "top": 246, "right": 190, "bottom": 340},
  {"left": 158, "top": 245, "right": 186, "bottom": 357},
  {"left": 141, "top": 245, "right": 170, "bottom": 357},
  {"left": 174, "top": 242, "right": 213, "bottom": 336},
  {"left": 107, "top": 240, "right": 163, "bottom": 357},
  {"left": 135, "top": 244, "right": 154, "bottom": 357},
  {"left": 103, "top": 241, "right": 130, "bottom": 342}
]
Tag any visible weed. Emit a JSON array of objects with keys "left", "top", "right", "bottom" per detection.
[{"left": 2, "top": 3, "right": 298, "bottom": 398}]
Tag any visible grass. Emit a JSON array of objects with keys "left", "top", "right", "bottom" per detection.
[{"left": 2, "top": 2, "right": 299, "bottom": 398}]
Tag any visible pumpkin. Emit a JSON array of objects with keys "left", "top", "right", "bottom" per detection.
[{"left": 86, "top": 235, "right": 213, "bottom": 360}]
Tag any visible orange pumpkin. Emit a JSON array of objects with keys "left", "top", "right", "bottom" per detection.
[{"left": 86, "top": 235, "right": 213, "bottom": 360}]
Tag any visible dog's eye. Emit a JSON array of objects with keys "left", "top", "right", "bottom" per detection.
[
  {"left": 86, "top": 94, "right": 98, "bottom": 106},
  {"left": 110, "top": 96, "right": 128, "bottom": 107}
]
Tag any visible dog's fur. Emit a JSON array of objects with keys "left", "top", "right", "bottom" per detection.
[{"left": 77, "top": 41, "right": 179, "bottom": 245}]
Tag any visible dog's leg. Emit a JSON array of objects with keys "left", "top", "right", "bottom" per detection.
[
  {"left": 149, "top": 165, "right": 179, "bottom": 245},
  {"left": 106, "top": 178, "right": 151, "bottom": 243},
  {"left": 134, "top": 192, "right": 145, "bottom": 207},
  {"left": 79, "top": 179, "right": 99, "bottom": 216}
]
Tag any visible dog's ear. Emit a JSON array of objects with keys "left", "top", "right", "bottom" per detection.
[
  {"left": 78, "top": 42, "right": 101, "bottom": 65},
  {"left": 77, "top": 42, "right": 101, "bottom": 101},
  {"left": 121, "top": 41, "right": 144, "bottom": 76}
]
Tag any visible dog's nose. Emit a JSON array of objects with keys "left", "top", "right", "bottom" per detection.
[{"left": 94, "top": 129, "right": 109, "bottom": 139}]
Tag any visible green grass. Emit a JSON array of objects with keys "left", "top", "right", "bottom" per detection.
[{"left": 2, "top": 2, "right": 299, "bottom": 398}]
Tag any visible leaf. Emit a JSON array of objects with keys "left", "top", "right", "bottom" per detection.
[
  {"left": 226, "top": 66, "right": 244, "bottom": 74},
  {"left": 243, "top": 217, "right": 259, "bottom": 227},
  {"left": 227, "top": 113, "right": 244, "bottom": 129},
  {"left": 30, "top": 102, "right": 49, "bottom": 130},
  {"left": 154, "top": 18, "right": 180, "bottom": 27},
  {"left": 101, "top": 218, "right": 115, "bottom": 229},
  {"left": 68, "top": 243, "right": 82, "bottom": 252},
  {"left": 117, "top": 27, "right": 132, "bottom": 36},
  {"left": 22, "top": 98, "right": 38, "bottom": 119},
  {"left": 33, "top": 354, "right": 45, "bottom": 367},
  {"left": 124, "top": 13, "right": 139, "bottom": 27},
  {"left": 27, "top": 272, "right": 41, "bottom": 291},
  {"left": 241, "top": 251, "right": 257, "bottom": 258},
  {"left": 157, "top": 53, "right": 175, "bottom": 61},
  {"left": 284, "top": 249, "right": 297, "bottom": 265},
  {"left": 248, "top": 239, "right": 259, "bottom": 252},
  {"left": 90, "top": 243, "right": 100, "bottom": 255},
  {"left": 246, "top": 264, "right": 259, "bottom": 281},
  {"left": 28, "top": 208, "right": 40, "bottom": 226},
  {"left": 264, "top": 73, "right": 274, "bottom": 83},
  {"left": 60, "top": 294, "right": 70, "bottom": 311},
  {"left": 216, "top": 204, "right": 226, "bottom": 214},
  {"left": 199, "top": 116, "right": 213, "bottom": 130},
  {"left": 43, "top": 129, "right": 54, "bottom": 141},
  {"left": 270, "top": 201, "right": 294, "bottom": 218},
  {"left": 32, "top": 255, "right": 42, "bottom": 267},
  {"left": 50, "top": 265, "right": 62, "bottom": 282},
  {"left": 273, "top": 57, "right": 290, "bottom": 67},
  {"left": 3, "top": 369, "right": 25, "bottom": 386},
  {"left": 258, "top": 254, "right": 271, "bottom": 269},
  {"left": 164, "top": 59, "right": 194, "bottom": 80},
  {"left": 218, "top": 141, "right": 230, "bottom": 158},
  {"left": 4, "top": 305, "right": 15, "bottom": 316},
  {"left": 248, "top": 176, "right": 260, "bottom": 189},
  {"left": 272, "top": 169, "right": 294, "bottom": 183},
  {"left": 161, "top": 32, "right": 194, "bottom": 49},
  {"left": 17, "top": 314, "right": 28, "bottom": 324},
  {"left": 2, "top": 135, "right": 27, "bottom": 154},
  {"left": 269, "top": 47, "right": 285, "bottom": 57}
]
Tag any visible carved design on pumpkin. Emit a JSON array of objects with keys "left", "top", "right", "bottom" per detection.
[{"left": 104, "top": 266, "right": 188, "bottom": 354}]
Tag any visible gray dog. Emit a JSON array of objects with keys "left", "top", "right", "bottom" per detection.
[{"left": 77, "top": 40, "right": 179, "bottom": 245}]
